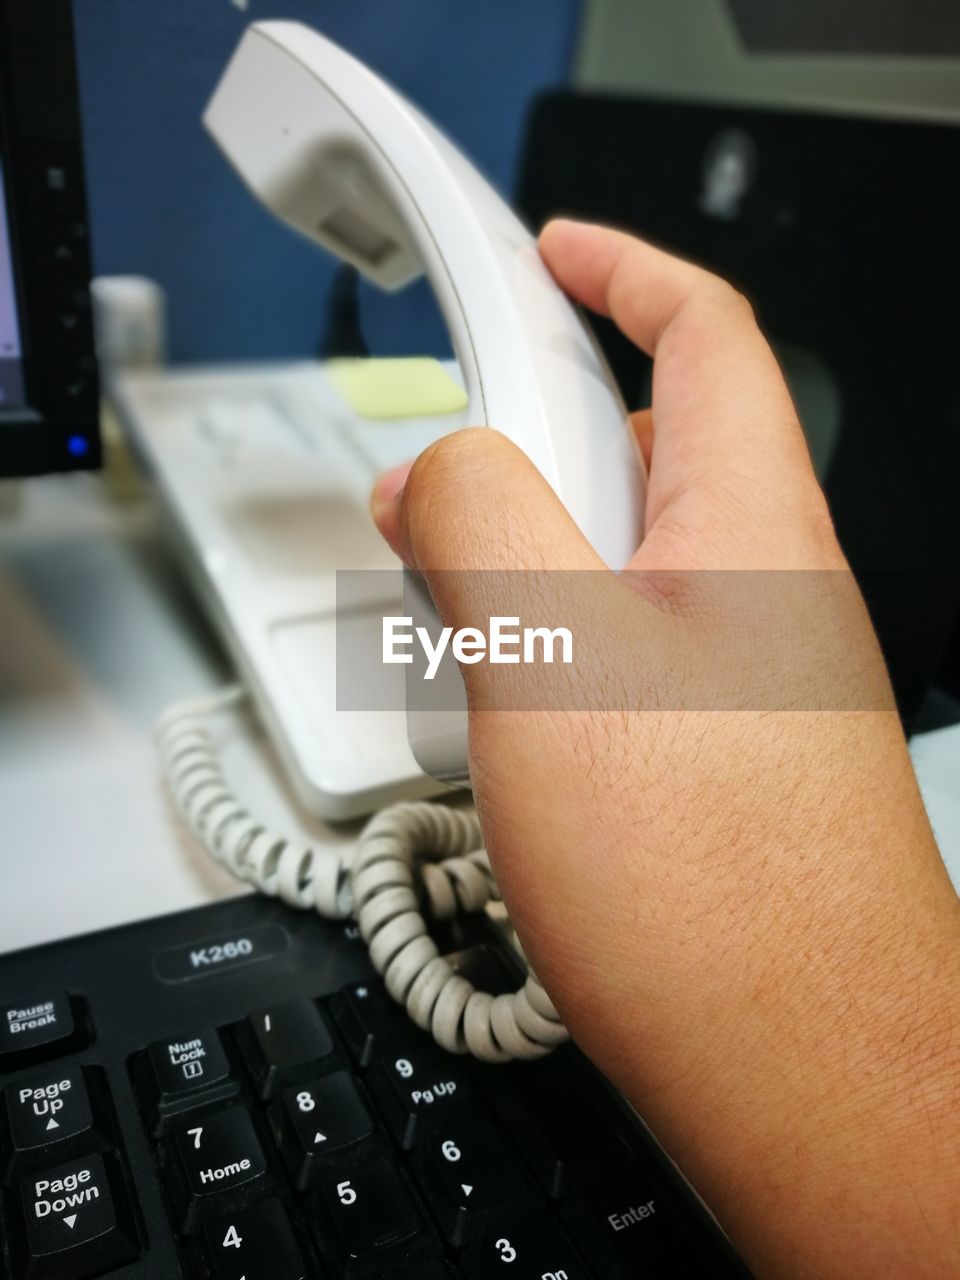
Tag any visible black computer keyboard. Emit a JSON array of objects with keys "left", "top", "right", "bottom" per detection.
[{"left": 0, "top": 895, "right": 751, "bottom": 1279}]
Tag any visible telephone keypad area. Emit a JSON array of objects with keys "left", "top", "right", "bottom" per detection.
[{"left": 0, "top": 896, "right": 750, "bottom": 1278}]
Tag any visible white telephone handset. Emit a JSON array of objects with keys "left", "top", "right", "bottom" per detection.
[{"left": 204, "top": 21, "right": 646, "bottom": 783}]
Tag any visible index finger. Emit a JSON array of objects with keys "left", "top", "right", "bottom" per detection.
[{"left": 538, "top": 220, "right": 815, "bottom": 521}]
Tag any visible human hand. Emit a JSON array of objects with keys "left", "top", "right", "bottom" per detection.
[{"left": 370, "top": 220, "right": 960, "bottom": 1279}]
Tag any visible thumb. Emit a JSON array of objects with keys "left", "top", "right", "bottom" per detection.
[
  {"left": 370, "top": 427, "right": 602, "bottom": 575},
  {"left": 370, "top": 429, "right": 613, "bottom": 712}
]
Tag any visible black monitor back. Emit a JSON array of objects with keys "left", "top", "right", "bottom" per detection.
[{"left": 517, "top": 93, "right": 960, "bottom": 727}]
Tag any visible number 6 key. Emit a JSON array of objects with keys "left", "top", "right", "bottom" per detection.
[{"left": 416, "top": 1113, "right": 532, "bottom": 1246}]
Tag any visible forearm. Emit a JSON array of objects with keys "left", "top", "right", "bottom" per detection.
[
  {"left": 628, "top": 887, "right": 960, "bottom": 1279},
  {"left": 479, "top": 707, "right": 960, "bottom": 1279}
]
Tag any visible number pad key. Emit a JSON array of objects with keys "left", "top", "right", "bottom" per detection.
[
  {"left": 417, "top": 1114, "right": 530, "bottom": 1246},
  {"left": 561, "top": 1169, "right": 715, "bottom": 1278},
  {"left": 384, "top": 1264, "right": 457, "bottom": 1279},
  {"left": 280, "top": 1070, "right": 376, "bottom": 1189},
  {"left": 317, "top": 1155, "right": 421, "bottom": 1262},
  {"left": 330, "top": 980, "right": 414, "bottom": 1069},
  {"left": 203, "top": 1199, "right": 308, "bottom": 1280},
  {"left": 242, "top": 998, "right": 335, "bottom": 1099},
  {"left": 465, "top": 1212, "right": 591, "bottom": 1279},
  {"left": 146, "top": 1028, "right": 238, "bottom": 1120},
  {"left": 479, "top": 1054, "right": 628, "bottom": 1198},
  {"left": 370, "top": 1042, "right": 473, "bottom": 1148},
  {"left": 171, "top": 1106, "right": 267, "bottom": 1223}
]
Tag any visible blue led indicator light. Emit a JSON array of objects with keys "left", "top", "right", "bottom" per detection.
[{"left": 67, "top": 434, "right": 89, "bottom": 458}]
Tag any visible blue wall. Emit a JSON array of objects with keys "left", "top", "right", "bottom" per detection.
[{"left": 72, "top": 1, "right": 581, "bottom": 363}]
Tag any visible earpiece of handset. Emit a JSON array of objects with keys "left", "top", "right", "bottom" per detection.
[{"left": 204, "top": 20, "right": 646, "bottom": 783}]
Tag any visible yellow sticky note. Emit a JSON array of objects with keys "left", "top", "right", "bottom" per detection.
[{"left": 327, "top": 357, "right": 468, "bottom": 420}]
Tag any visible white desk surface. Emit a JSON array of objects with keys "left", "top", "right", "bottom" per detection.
[
  {"left": 0, "top": 470, "right": 359, "bottom": 955},
  {"left": 2, "top": 470, "right": 958, "bottom": 956}
]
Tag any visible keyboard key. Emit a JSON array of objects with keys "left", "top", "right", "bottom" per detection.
[
  {"left": 317, "top": 1155, "right": 421, "bottom": 1261},
  {"left": 562, "top": 1169, "right": 717, "bottom": 1278},
  {"left": 464, "top": 1211, "right": 591, "bottom": 1279},
  {"left": 479, "top": 1054, "right": 628, "bottom": 1198},
  {"left": 242, "top": 998, "right": 335, "bottom": 1099},
  {"left": 415, "top": 1113, "right": 531, "bottom": 1245},
  {"left": 18, "top": 1152, "right": 138, "bottom": 1278},
  {"left": 369, "top": 1041, "right": 474, "bottom": 1148},
  {"left": 146, "top": 1027, "right": 237, "bottom": 1118},
  {"left": 280, "top": 1070, "right": 376, "bottom": 1189},
  {"left": 385, "top": 1263, "right": 458, "bottom": 1279},
  {"left": 0, "top": 993, "right": 79, "bottom": 1067},
  {"left": 203, "top": 1199, "right": 308, "bottom": 1280},
  {"left": 331, "top": 980, "right": 412, "bottom": 1069},
  {"left": 3, "top": 1066, "right": 98, "bottom": 1173},
  {"left": 444, "top": 945, "right": 520, "bottom": 995},
  {"left": 172, "top": 1106, "right": 267, "bottom": 1209}
]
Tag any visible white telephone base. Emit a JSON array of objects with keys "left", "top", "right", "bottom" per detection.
[{"left": 114, "top": 360, "right": 466, "bottom": 820}]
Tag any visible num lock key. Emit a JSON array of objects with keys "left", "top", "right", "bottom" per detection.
[{"left": 146, "top": 1027, "right": 238, "bottom": 1122}]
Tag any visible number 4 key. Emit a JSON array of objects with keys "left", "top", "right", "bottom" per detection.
[{"left": 202, "top": 1200, "right": 307, "bottom": 1280}]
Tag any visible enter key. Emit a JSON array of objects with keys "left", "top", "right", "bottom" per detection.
[{"left": 561, "top": 1167, "right": 719, "bottom": 1279}]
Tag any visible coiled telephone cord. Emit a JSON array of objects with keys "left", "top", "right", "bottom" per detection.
[{"left": 157, "top": 687, "right": 569, "bottom": 1063}]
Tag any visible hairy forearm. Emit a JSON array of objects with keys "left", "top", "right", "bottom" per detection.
[
  {"left": 483, "top": 709, "right": 960, "bottom": 1279},
  {"left": 577, "top": 730, "right": 960, "bottom": 1278},
  {"left": 633, "top": 906, "right": 960, "bottom": 1279}
]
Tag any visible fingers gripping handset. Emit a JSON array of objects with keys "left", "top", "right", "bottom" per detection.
[{"left": 203, "top": 21, "right": 645, "bottom": 781}]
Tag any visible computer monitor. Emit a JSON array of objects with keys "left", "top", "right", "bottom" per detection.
[{"left": 0, "top": 0, "right": 100, "bottom": 476}]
